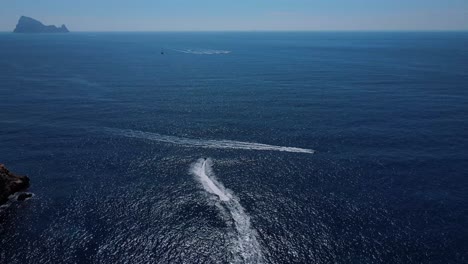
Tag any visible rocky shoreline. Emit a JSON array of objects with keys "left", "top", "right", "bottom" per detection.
[{"left": 0, "top": 164, "right": 30, "bottom": 205}]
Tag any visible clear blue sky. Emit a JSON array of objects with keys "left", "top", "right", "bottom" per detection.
[{"left": 1, "top": 0, "right": 467, "bottom": 31}]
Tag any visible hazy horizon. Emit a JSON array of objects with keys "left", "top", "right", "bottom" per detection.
[{"left": 1, "top": 0, "right": 467, "bottom": 32}]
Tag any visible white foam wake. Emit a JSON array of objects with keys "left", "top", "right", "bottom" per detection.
[
  {"left": 172, "top": 48, "right": 231, "bottom": 55},
  {"left": 191, "top": 158, "right": 264, "bottom": 263},
  {"left": 105, "top": 128, "right": 315, "bottom": 154}
]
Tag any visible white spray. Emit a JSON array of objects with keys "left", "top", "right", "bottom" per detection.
[
  {"left": 191, "top": 158, "right": 264, "bottom": 264},
  {"left": 171, "top": 48, "right": 231, "bottom": 55},
  {"left": 106, "top": 127, "right": 315, "bottom": 154}
]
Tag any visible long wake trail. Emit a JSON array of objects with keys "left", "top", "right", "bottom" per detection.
[
  {"left": 105, "top": 127, "right": 315, "bottom": 154},
  {"left": 191, "top": 158, "right": 264, "bottom": 263},
  {"left": 170, "top": 48, "right": 231, "bottom": 55}
]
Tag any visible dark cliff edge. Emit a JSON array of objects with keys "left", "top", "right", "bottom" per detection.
[
  {"left": 13, "top": 16, "right": 69, "bottom": 33},
  {"left": 0, "top": 164, "right": 30, "bottom": 205}
]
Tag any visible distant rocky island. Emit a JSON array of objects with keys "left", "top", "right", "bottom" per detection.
[
  {"left": 13, "top": 16, "right": 69, "bottom": 33},
  {"left": 0, "top": 164, "right": 30, "bottom": 205}
]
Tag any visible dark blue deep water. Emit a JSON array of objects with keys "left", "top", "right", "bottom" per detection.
[{"left": 0, "top": 32, "right": 467, "bottom": 263}]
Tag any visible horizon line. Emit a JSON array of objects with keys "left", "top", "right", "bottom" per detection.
[{"left": 1, "top": 29, "right": 468, "bottom": 33}]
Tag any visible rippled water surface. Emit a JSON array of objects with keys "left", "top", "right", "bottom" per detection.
[{"left": 0, "top": 32, "right": 467, "bottom": 263}]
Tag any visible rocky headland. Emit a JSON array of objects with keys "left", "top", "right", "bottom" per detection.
[
  {"left": 13, "top": 16, "right": 69, "bottom": 33},
  {"left": 0, "top": 164, "right": 30, "bottom": 205}
]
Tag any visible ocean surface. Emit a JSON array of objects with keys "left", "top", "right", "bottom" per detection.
[{"left": 0, "top": 32, "right": 467, "bottom": 263}]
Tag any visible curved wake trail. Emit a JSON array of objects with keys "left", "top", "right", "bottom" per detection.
[
  {"left": 191, "top": 158, "right": 264, "bottom": 264},
  {"left": 105, "top": 128, "right": 315, "bottom": 154}
]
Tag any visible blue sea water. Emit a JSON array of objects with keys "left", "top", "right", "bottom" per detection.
[{"left": 0, "top": 32, "right": 467, "bottom": 263}]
